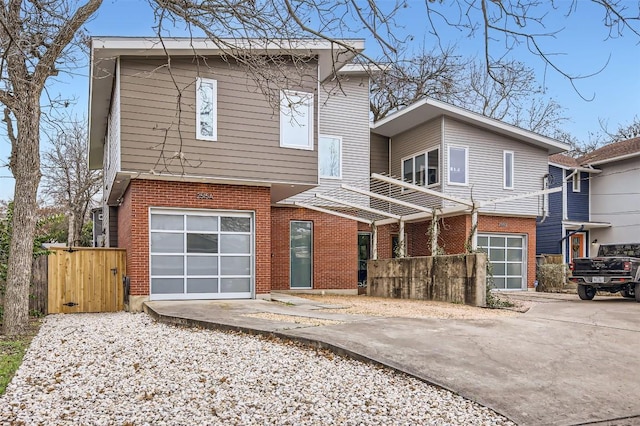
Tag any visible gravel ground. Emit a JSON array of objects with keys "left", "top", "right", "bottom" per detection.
[
  {"left": 297, "top": 295, "right": 533, "bottom": 319},
  {"left": 1, "top": 313, "right": 514, "bottom": 426}
]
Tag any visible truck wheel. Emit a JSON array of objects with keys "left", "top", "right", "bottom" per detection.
[
  {"left": 621, "top": 289, "right": 634, "bottom": 298},
  {"left": 578, "top": 284, "right": 596, "bottom": 300},
  {"left": 635, "top": 283, "right": 640, "bottom": 303}
]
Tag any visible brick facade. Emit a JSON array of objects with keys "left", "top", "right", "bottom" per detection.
[
  {"left": 271, "top": 206, "right": 358, "bottom": 291},
  {"left": 117, "top": 180, "right": 272, "bottom": 296}
]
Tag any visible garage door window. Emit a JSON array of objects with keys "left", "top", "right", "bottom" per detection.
[
  {"left": 478, "top": 234, "right": 524, "bottom": 290},
  {"left": 150, "top": 210, "right": 253, "bottom": 300}
]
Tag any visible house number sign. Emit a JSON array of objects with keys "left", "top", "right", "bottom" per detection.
[{"left": 196, "top": 192, "right": 214, "bottom": 200}]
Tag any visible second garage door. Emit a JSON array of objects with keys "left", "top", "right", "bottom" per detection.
[{"left": 477, "top": 234, "right": 526, "bottom": 290}]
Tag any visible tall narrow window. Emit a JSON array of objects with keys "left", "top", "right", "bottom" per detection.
[
  {"left": 503, "top": 151, "right": 514, "bottom": 189},
  {"left": 427, "top": 149, "right": 439, "bottom": 185},
  {"left": 280, "top": 90, "right": 314, "bottom": 150},
  {"left": 448, "top": 146, "right": 468, "bottom": 185},
  {"left": 319, "top": 135, "right": 342, "bottom": 178},
  {"left": 572, "top": 172, "right": 581, "bottom": 192},
  {"left": 196, "top": 77, "right": 217, "bottom": 141}
]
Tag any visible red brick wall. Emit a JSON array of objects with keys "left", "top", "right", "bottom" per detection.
[
  {"left": 374, "top": 223, "right": 399, "bottom": 259},
  {"left": 271, "top": 207, "right": 357, "bottom": 291},
  {"left": 117, "top": 180, "right": 271, "bottom": 296},
  {"left": 478, "top": 215, "right": 537, "bottom": 289}
]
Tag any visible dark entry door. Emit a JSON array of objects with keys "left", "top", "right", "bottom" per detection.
[{"left": 358, "top": 232, "right": 371, "bottom": 285}]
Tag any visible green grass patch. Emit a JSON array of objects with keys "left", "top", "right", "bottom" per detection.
[{"left": 0, "top": 320, "right": 41, "bottom": 395}]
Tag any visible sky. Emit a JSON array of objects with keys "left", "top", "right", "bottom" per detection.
[{"left": 0, "top": 0, "right": 638, "bottom": 200}]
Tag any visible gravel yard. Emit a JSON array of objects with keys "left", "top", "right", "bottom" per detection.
[
  {"left": 296, "top": 294, "right": 532, "bottom": 319},
  {"left": 1, "top": 312, "right": 514, "bottom": 425}
]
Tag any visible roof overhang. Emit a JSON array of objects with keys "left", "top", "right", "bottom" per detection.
[
  {"left": 371, "top": 97, "right": 570, "bottom": 155},
  {"left": 88, "top": 36, "right": 365, "bottom": 169},
  {"left": 583, "top": 151, "right": 640, "bottom": 166},
  {"left": 563, "top": 221, "right": 611, "bottom": 230}
]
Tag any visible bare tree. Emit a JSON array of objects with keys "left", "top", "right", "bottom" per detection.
[
  {"left": 600, "top": 115, "right": 640, "bottom": 142},
  {"left": 41, "top": 119, "right": 101, "bottom": 246},
  {"left": 0, "top": 0, "right": 102, "bottom": 335}
]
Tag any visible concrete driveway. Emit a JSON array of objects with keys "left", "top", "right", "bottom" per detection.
[{"left": 146, "top": 293, "right": 640, "bottom": 426}]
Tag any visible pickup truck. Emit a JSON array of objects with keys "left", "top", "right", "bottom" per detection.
[{"left": 569, "top": 243, "right": 640, "bottom": 302}]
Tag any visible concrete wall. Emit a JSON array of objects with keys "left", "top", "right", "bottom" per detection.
[{"left": 367, "top": 253, "right": 487, "bottom": 307}]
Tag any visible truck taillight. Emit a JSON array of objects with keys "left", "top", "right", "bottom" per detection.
[
  {"left": 569, "top": 262, "right": 574, "bottom": 271},
  {"left": 624, "top": 261, "right": 631, "bottom": 271}
]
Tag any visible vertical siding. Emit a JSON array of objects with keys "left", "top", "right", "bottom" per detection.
[
  {"left": 590, "top": 158, "right": 640, "bottom": 244},
  {"left": 443, "top": 117, "right": 548, "bottom": 216},
  {"left": 536, "top": 165, "right": 564, "bottom": 254},
  {"left": 285, "top": 74, "right": 371, "bottom": 203},
  {"left": 566, "top": 171, "right": 590, "bottom": 221},
  {"left": 118, "top": 57, "right": 318, "bottom": 185}
]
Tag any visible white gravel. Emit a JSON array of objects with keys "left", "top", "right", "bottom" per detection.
[{"left": 1, "top": 313, "right": 514, "bottom": 425}]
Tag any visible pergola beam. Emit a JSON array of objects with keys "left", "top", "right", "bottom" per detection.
[
  {"left": 293, "top": 202, "right": 372, "bottom": 224},
  {"left": 341, "top": 184, "right": 433, "bottom": 214},
  {"left": 314, "top": 193, "right": 401, "bottom": 219},
  {"left": 371, "top": 173, "right": 474, "bottom": 207}
]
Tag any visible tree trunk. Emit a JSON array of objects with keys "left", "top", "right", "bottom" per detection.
[
  {"left": 67, "top": 209, "right": 75, "bottom": 246},
  {"left": 2, "top": 99, "right": 42, "bottom": 336}
]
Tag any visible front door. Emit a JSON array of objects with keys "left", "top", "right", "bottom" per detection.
[
  {"left": 357, "top": 232, "right": 371, "bottom": 285},
  {"left": 290, "top": 221, "right": 313, "bottom": 288},
  {"left": 569, "top": 233, "right": 586, "bottom": 263}
]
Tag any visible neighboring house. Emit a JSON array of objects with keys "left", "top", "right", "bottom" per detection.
[
  {"left": 537, "top": 137, "right": 640, "bottom": 263},
  {"left": 536, "top": 154, "right": 606, "bottom": 264},
  {"left": 295, "top": 98, "right": 569, "bottom": 291},
  {"left": 89, "top": 37, "right": 369, "bottom": 309}
]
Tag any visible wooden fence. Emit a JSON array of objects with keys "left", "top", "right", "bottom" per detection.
[
  {"left": 47, "top": 248, "right": 127, "bottom": 314},
  {"left": 30, "top": 255, "right": 48, "bottom": 315}
]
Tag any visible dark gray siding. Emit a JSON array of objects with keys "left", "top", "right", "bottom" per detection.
[
  {"left": 370, "top": 132, "right": 389, "bottom": 174},
  {"left": 536, "top": 165, "right": 563, "bottom": 254}
]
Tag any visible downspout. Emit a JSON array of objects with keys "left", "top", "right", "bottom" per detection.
[{"left": 539, "top": 174, "right": 549, "bottom": 223}]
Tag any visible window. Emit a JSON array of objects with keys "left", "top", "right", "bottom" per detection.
[
  {"left": 503, "top": 151, "right": 514, "bottom": 189},
  {"left": 572, "top": 172, "right": 581, "bottom": 192},
  {"left": 448, "top": 146, "right": 468, "bottom": 185},
  {"left": 319, "top": 135, "right": 342, "bottom": 178},
  {"left": 195, "top": 78, "right": 217, "bottom": 141},
  {"left": 280, "top": 90, "right": 314, "bottom": 150},
  {"left": 401, "top": 148, "right": 439, "bottom": 187}
]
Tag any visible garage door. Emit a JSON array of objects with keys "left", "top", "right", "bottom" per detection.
[
  {"left": 477, "top": 234, "right": 525, "bottom": 290},
  {"left": 149, "top": 209, "right": 253, "bottom": 300}
]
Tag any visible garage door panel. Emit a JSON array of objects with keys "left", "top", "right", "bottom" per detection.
[
  {"left": 479, "top": 233, "right": 525, "bottom": 291},
  {"left": 150, "top": 209, "right": 254, "bottom": 300}
]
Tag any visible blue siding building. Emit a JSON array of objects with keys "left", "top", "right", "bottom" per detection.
[{"left": 536, "top": 154, "right": 609, "bottom": 263}]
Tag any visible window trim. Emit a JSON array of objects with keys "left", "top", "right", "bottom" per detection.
[
  {"left": 572, "top": 171, "right": 581, "bottom": 192},
  {"left": 400, "top": 147, "right": 440, "bottom": 189},
  {"left": 195, "top": 77, "right": 218, "bottom": 141},
  {"left": 318, "top": 134, "right": 343, "bottom": 179},
  {"left": 448, "top": 145, "right": 469, "bottom": 186},
  {"left": 280, "top": 89, "right": 314, "bottom": 150},
  {"left": 503, "top": 150, "right": 514, "bottom": 190}
]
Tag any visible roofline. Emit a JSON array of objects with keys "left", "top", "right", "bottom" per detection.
[
  {"left": 548, "top": 162, "right": 602, "bottom": 174},
  {"left": 583, "top": 150, "right": 640, "bottom": 166},
  {"left": 371, "top": 97, "right": 570, "bottom": 154}
]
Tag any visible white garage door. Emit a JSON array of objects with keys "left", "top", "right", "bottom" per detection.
[
  {"left": 477, "top": 234, "right": 525, "bottom": 290},
  {"left": 149, "top": 209, "right": 253, "bottom": 300}
]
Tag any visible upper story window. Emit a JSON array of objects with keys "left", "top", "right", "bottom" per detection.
[
  {"left": 196, "top": 77, "right": 218, "bottom": 141},
  {"left": 280, "top": 90, "right": 314, "bottom": 150},
  {"left": 402, "top": 148, "right": 439, "bottom": 187},
  {"left": 572, "top": 171, "right": 581, "bottom": 192},
  {"left": 503, "top": 150, "right": 514, "bottom": 189},
  {"left": 319, "top": 135, "right": 342, "bottom": 179},
  {"left": 448, "top": 145, "right": 468, "bottom": 185}
]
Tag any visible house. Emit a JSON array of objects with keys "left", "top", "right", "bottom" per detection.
[
  {"left": 89, "top": 37, "right": 370, "bottom": 310},
  {"left": 89, "top": 37, "right": 569, "bottom": 310},
  {"left": 537, "top": 137, "right": 640, "bottom": 263},
  {"left": 294, "top": 98, "right": 569, "bottom": 290},
  {"left": 536, "top": 154, "right": 606, "bottom": 263}
]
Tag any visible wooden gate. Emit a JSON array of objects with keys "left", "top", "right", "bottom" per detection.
[{"left": 47, "top": 248, "right": 127, "bottom": 314}]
